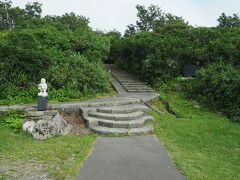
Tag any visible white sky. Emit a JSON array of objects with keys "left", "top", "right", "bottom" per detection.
[{"left": 12, "top": 0, "right": 240, "bottom": 33}]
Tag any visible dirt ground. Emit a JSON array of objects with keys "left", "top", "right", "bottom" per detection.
[
  {"left": 61, "top": 113, "right": 89, "bottom": 135},
  {"left": 0, "top": 156, "right": 50, "bottom": 180}
]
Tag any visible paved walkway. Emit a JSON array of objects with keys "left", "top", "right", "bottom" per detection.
[
  {"left": 76, "top": 136, "right": 185, "bottom": 180},
  {"left": 76, "top": 66, "right": 184, "bottom": 179}
]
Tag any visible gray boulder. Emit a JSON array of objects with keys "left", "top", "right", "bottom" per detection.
[{"left": 23, "top": 110, "right": 72, "bottom": 140}]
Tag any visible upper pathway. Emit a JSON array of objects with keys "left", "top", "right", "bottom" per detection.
[
  {"left": 0, "top": 65, "right": 158, "bottom": 112},
  {"left": 106, "top": 64, "right": 159, "bottom": 102},
  {"left": 76, "top": 135, "right": 185, "bottom": 180}
]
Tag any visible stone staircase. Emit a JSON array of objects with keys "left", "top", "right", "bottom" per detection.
[
  {"left": 109, "top": 68, "right": 155, "bottom": 93},
  {"left": 81, "top": 99, "right": 154, "bottom": 135}
]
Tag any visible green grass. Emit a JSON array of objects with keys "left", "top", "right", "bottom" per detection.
[
  {"left": 151, "top": 80, "right": 240, "bottom": 180},
  {"left": 0, "top": 125, "right": 96, "bottom": 179}
]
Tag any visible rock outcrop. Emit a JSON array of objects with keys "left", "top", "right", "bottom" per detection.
[{"left": 23, "top": 110, "right": 72, "bottom": 140}]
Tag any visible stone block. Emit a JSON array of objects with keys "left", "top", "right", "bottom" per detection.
[{"left": 23, "top": 110, "right": 71, "bottom": 140}]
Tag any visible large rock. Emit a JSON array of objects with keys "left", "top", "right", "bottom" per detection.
[{"left": 23, "top": 110, "right": 72, "bottom": 140}]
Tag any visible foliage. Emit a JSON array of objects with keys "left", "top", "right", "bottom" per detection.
[
  {"left": 124, "top": 4, "right": 187, "bottom": 35},
  {"left": 113, "top": 5, "right": 240, "bottom": 85},
  {"left": 0, "top": 1, "right": 42, "bottom": 30},
  {"left": 0, "top": 2, "right": 112, "bottom": 104},
  {"left": 105, "top": 30, "right": 122, "bottom": 63},
  {"left": 218, "top": 13, "right": 240, "bottom": 27},
  {"left": 24, "top": 1, "right": 42, "bottom": 18},
  {"left": 47, "top": 53, "right": 110, "bottom": 95},
  {"left": 74, "top": 30, "right": 110, "bottom": 62},
  {"left": 0, "top": 110, "right": 25, "bottom": 130},
  {"left": 116, "top": 26, "right": 240, "bottom": 85},
  {"left": 151, "top": 80, "right": 240, "bottom": 179},
  {"left": 188, "top": 63, "right": 240, "bottom": 122},
  {"left": 43, "top": 12, "right": 89, "bottom": 31}
]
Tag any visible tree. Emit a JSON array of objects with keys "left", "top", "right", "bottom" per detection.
[
  {"left": 124, "top": 4, "right": 188, "bottom": 36},
  {"left": 136, "top": 4, "right": 163, "bottom": 31},
  {"left": 217, "top": 13, "right": 240, "bottom": 27},
  {"left": 43, "top": 13, "right": 89, "bottom": 31},
  {"left": 0, "top": 1, "right": 40, "bottom": 30},
  {"left": 124, "top": 24, "right": 137, "bottom": 37},
  {"left": 58, "top": 13, "right": 89, "bottom": 31},
  {"left": 105, "top": 30, "right": 121, "bottom": 63},
  {"left": 0, "top": 0, "right": 13, "bottom": 30},
  {"left": 25, "top": 1, "right": 42, "bottom": 18}
]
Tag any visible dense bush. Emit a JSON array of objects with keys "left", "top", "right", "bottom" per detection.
[
  {"left": 47, "top": 53, "right": 110, "bottom": 97},
  {"left": 113, "top": 26, "right": 240, "bottom": 85},
  {"left": 0, "top": 110, "right": 25, "bottom": 130},
  {"left": 0, "top": 28, "right": 111, "bottom": 104},
  {"left": 188, "top": 63, "right": 240, "bottom": 122},
  {"left": 105, "top": 31, "right": 122, "bottom": 64},
  {"left": 0, "top": 9, "right": 111, "bottom": 104}
]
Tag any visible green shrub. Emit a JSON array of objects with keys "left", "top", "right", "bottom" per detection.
[
  {"left": 114, "top": 27, "right": 240, "bottom": 84},
  {"left": 0, "top": 27, "right": 111, "bottom": 104},
  {"left": 0, "top": 110, "right": 25, "bottom": 130},
  {"left": 46, "top": 53, "right": 110, "bottom": 95},
  {"left": 74, "top": 30, "right": 110, "bottom": 62},
  {"left": 188, "top": 63, "right": 240, "bottom": 122},
  {"left": 105, "top": 31, "right": 122, "bottom": 64}
]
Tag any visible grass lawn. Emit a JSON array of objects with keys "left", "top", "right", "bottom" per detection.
[
  {"left": 151, "top": 79, "right": 240, "bottom": 180},
  {"left": 0, "top": 125, "right": 96, "bottom": 179}
]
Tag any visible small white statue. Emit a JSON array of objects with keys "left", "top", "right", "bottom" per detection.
[{"left": 38, "top": 78, "right": 48, "bottom": 97}]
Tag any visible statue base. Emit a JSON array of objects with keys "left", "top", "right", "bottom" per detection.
[
  {"left": 37, "top": 96, "right": 47, "bottom": 111},
  {"left": 23, "top": 110, "right": 72, "bottom": 140}
]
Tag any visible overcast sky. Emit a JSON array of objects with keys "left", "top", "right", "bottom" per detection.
[{"left": 12, "top": 0, "right": 240, "bottom": 33}]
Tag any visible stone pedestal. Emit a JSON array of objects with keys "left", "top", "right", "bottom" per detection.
[
  {"left": 37, "top": 96, "right": 47, "bottom": 111},
  {"left": 22, "top": 110, "right": 72, "bottom": 140}
]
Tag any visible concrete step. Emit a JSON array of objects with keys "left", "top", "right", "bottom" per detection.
[
  {"left": 128, "top": 86, "right": 153, "bottom": 89},
  {"left": 98, "top": 116, "right": 153, "bottom": 128},
  {"left": 84, "top": 117, "right": 99, "bottom": 127},
  {"left": 80, "top": 107, "right": 97, "bottom": 117},
  {"left": 88, "top": 111, "right": 145, "bottom": 121},
  {"left": 119, "top": 80, "right": 141, "bottom": 83},
  {"left": 117, "top": 77, "right": 139, "bottom": 81},
  {"left": 75, "top": 97, "right": 140, "bottom": 108},
  {"left": 114, "top": 75, "right": 136, "bottom": 78},
  {"left": 79, "top": 98, "right": 140, "bottom": 108},
  {"left": 85, "top": 115, "right": 154, "bottom": 128},
  {"left": 121, "top": 82, "right": 146, "bottom": 85},
  {"left": 91, "top": 126, "right": 128, "bottom": 135},
  {"left": 99, "top": 119, "right": 145, "bottom": 128},
  {"left": 96, "top": 104, "right": 148, "bottom": 114},
  {"left": 124, "top": 86, "right": 153, "bottom": 90},
  {"left": 123, "top": 84, "right": 152, "bottom": 88},
  {"left": 127, "top": 89, "right": 155, "bottom": 92},
  {"left": 143, "top": 115, "right": 154, "bottom": 122},
  {"left": 90, "top": 125, "right": 153, "bottom": 136},
  {"left": 123, "top": 84, "right": 150, "bottom": 88},
  {"left": 128, "top": 125, "right": 154, "bottom": 136}
]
